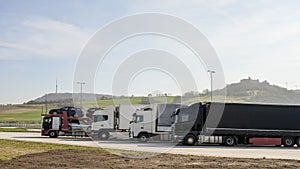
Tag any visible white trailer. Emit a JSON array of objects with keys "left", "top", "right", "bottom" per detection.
[
  {"left": 129, "top": 104, "right": 183, "bottom": 142},
  {"left": 92, "top": 104, "right": 145, "bottom": 140}
]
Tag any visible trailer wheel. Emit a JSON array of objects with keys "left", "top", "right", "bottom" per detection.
[
  {"left": 49, "top": 131, "right": 58, "bottom": 138},
  {"left": 224, "top": 136, "right": 236, "bottom": 146},
  {"left": 138, "top": 133, "right": 149, "bottom": 142},
  {"left": 183, "top": 134, "right": 196, "bottom": 146},
  {"left": 295, "top": 137, "right": 300, "bottom": 147},
  {"left": 283, "top": 137, "right": 295, "bottom": 147},
  {"left": 98, "top": 131, "right": 109, "bottom": 140}
]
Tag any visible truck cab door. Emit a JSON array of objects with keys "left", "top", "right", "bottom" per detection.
[
  {"left": 142, "top": 111, "right": 153, "bottom": 132},
  {"left": 52, "top": 117, "right": 60, "bottom": 130}
]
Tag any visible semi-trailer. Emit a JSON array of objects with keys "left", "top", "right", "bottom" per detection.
[
  {"left": 91, "top": 104, "right": 145, "bottom": 140},
  {"left": 173, "top": 102, "right": 300, "bottom": 147},
  {"left": 129, "top": 104, "right": 183, "bottom": 142}
]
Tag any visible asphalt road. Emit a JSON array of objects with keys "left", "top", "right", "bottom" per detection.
[{"left": 1, "top": 132, "right": 300, "bottom": 160}]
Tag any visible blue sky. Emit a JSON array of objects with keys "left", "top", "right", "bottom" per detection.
[{"left": 1, "top": 0, "right": 300, "bottom": 103}]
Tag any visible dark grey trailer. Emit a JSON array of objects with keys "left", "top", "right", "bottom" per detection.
[
  {"left": 156, "top": 104, "right": 182, "bottom": 132},
  {"left": 173, "top": 102, "right": 300, "bottom": 146}
]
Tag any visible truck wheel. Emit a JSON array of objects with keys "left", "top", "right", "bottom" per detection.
[
  {"left": 49, "top": 131, "right": 58, "bottom": 138},
  {"left": 295, "top": 137, "right": 300, "bottom": 147},
  {"left": 295, "top": 137, "right": 300, "bottom": 148},
  {"left": 283, "top": 137, "right": 295, "bottom": 147},
  {"left": 98, "top": 131, "right": 109, "bottom": 140},
  {"left": 138, "top": 133, "right": 149, "bottom": 142},
  {"left": 224, "top": 136, "right": 236, "bottom": 146},
  {"left": 183, "top": 134, "right": 196, "bottom": 146}
]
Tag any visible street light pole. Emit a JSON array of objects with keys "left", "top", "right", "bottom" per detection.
[
  {"left": 77, "top": 82, "right": 86, "bottom": 108},
  {"left": 207, "top": 70, "right": 216, "bottom": 102}
]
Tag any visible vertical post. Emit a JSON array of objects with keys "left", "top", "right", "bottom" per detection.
[
  {"left": 45, "top": 93, "right": 48, "bottom": 113},
  {"left": 80, "top": 84, "right": 82, "bottom": 108},
  {"left": 207, "top": 70, "right": 216, "bottom": 102},
  {"left": 56, "top": 78, "right": 58, "bottom": 108},
  {"left": 77, "top": 82, "right": 86, "bottom": 108}
]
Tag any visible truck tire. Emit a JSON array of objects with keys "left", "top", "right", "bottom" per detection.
[
  {"left": 283, "top": 137, "right": 295, "bottom": 147},
  {"left": 98, "top": 131, "right": 109, "bottom": 140},
  {"left": 224, "top": 136, "right": 236, "bottom": 146},
  {"left": 296, "top": 137, "right": 300, "bottom": 147},
  {"left": 183, "top": 134, "right": 196, "bottom": 146},
  {"left": 138, "top": 133, "right": 149, "bottom": 142},
  {"left": 49, "top": 131, "right": 58, "bottom": 138}
]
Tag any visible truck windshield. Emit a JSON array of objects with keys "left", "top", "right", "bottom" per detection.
[
  {"left": 132, "top": 113, "right": 143, "bottom": 123},
  {"left": 179, "top": 113, "right": 189, "bottom": 122},
  {"left": 93, "top": 115, "right": 108, "bottom": 122},
  {"left": 136, "top": 115, "right": 143, "bottom": 123},
  {"left": 42, "top": 117, "right": 52, "bottom": 129}
]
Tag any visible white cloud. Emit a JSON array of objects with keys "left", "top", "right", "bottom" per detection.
[{"left": 0, "top": 17, "right": 91, "bottom": 60}]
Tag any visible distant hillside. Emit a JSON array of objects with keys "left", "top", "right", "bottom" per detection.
[
  {"left": 27, "top": 77, "right": 300, "bottom": 105},
  {"left": 27, "top": 93, "right": 113, "bottom": 104},
  {"left": 213, "top": 77, "right": 300, "bottom": 104}
]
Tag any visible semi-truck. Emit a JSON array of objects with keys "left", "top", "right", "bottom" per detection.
[
  {"left": 92, "top": 104, "right": 145, "bottom": 140},
  {"left": 129, "top": 104, "right": 183, "bottom": 142},
  {"left": 173, "top": 102, "right": 300, "bottom": 147},
  {"left": 41, "top": 111, "right": 91, "bottom": 138}
]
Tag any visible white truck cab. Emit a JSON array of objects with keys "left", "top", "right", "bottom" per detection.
[
  {"left": 92, "top": 105, "right": 145, "bottom": 140},
  {"left": 129, "top": 107, "right": 154, "bottom": 141},
  {"left": 92, "top": 106, "right": 115, "bottom": 140},
  {"left": 129, "top": 104, "right": 182, "bottom": 142}
]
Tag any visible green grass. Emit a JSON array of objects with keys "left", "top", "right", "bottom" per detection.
[
  {"left": 0, "top": 96, "right": 182, "bottom": 124},
  {"left": 0, "top": 128, "right": 30, "bottom": 132},
  {"left": 183, "top": 95, "right": 246, "bottom": 105},
  {"left": 97, "top": 97, "right": 142, "bottom": 107},
  {"left": 0, "top": 110, "right": 42, "bottom": 124},
  {"left": 0, "top": 139, "right": 101, "bottom": 160}
]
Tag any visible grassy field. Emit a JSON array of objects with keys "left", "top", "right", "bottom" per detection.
[
  {"left": 0, "top": 139, "right": 100, "bottom": 161},
  {"left": 0, "top": 127, "right": 40, "bottom": 132},
  {"left": 0, "top": 96, "right": 178, "bottom": 124},
  {"left": 0, "top": 128, "right": 29, "bottom": 132},
  {"left": 0, "top": 110, "right": 42, "bottom": 123},
  {"left": 0, "top": 96, "right": 244, "bottom": 124}
]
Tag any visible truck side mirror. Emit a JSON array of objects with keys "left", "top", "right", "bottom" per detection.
[{"left": 175, "top": 108, "right": 180, "bottom": 115}]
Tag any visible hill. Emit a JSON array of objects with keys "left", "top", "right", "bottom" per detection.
[
  {"left": 27, "top": 93, "right": 113, "bottom": 104},
  {"left": 213, "top": 77, "right": 300, "bottom": 104},
  {"left": 27, "top": 77, "right": 300, "bottom": 105}
]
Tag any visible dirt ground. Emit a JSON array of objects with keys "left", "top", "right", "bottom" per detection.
[{"left": 1, "top": 149, "right": 300, "bottom": 169}]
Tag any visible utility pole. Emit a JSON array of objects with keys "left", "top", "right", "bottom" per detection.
[
  {"left": 56, "top": 78, "right": 58, "bottom": 108},
  {"left": 207, "top": 70, "right": 216, "bottom": 102},
  {"left": 285, "top": 82, "right": 288, "bottom": 90},
  {"left": 56, "top": 79, "right": 58, "bottom": 95},
  {"left": 77, "top": 82, "right": 86, "bottom": 108},
  {"left": 45, "top": 93, "right": 48, "bottom": 113}
]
